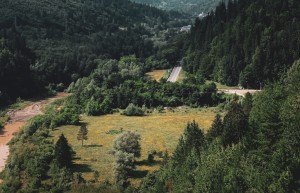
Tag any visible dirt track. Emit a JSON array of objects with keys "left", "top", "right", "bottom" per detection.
[
  {"left": 0, "top": 92, "right": 68, "bottom": 173},
  {"left": 218, "top": 89, "right": 261, "bottom": 96}
]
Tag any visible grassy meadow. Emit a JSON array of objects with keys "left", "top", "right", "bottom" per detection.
[{"left": 51, "top": 107, "right": 219, "bottom": 185}]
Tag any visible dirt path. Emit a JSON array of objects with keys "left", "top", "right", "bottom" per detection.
[
  {"left": 218, "top": 89, "right": 261, "bottom": 96},
  {"left": 0, "top": 92, "right": 68, "bottom": 174}
]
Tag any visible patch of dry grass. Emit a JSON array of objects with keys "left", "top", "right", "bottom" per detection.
[
  {"left": 51, "top": 107, "right": 218, "bottom": 185},
  {"left": 146, "top": 70, "right": 167, "bottom": 81}
]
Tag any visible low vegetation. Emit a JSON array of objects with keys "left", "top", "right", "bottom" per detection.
[{"left": 122, "top": 103, "right": 145, "bottom": 116}]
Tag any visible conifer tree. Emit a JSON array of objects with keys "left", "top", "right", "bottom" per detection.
[
  {"left": 173, "top": 121, "right": 205, "bottom": 163},
  {"left": 77, "top": 125, "right": 88, "bottom": 147},
  {"left": 55, "top": 134, "right": 73, "bottom": 168},
  {"left": 222, "top": 102, "right": 248, "bottom": 146},
  {"left": 207, "top": 113, "right": 223, "bottom": 141},
  {"left": 242, "top": 92, "right": 253, "bottom": 117}
]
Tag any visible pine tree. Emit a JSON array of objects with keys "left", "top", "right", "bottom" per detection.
[
  {"left": 77, "top": 125, "right": 88, "bottom": 147},
  {"left": 242, "top": 92, "right": 253, "bottom": 117},
  {"left": 222, "top": 102, "right": 248, "bottom": 146},
  {"left": 173, "top": 121, "right": 205, "bottom": 164},
  {"left": 55, "top": 134, "right": 73, "bottom": 168},
  {"left": 207, "top": 113, "right": 223, "bottom": 141}
]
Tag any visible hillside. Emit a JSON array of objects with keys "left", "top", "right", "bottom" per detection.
[
  {"left": 0, "top": 0, "right": 187, "bottom": 83},
  {"left": 0, "top": 0, "right": 187, "bottom": 106},
  {"left": 131, "top": 0, "right": 224, "bottom": 14},
  {"left": 184, "top": 0, "right": 300, "bottom": 88}
]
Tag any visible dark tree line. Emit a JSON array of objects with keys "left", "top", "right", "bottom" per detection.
[
  {"left": 67, "top": 56, "right": 220, "bottom": 116},
  {"left": 0, "top": 28, "right": 41, "bottom": 106}
]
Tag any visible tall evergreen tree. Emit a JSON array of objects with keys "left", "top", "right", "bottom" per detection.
[
  {"left": 222, "top": 102, "right": 248, "bottom": 146},
  {"left": 206, "top": 113, "right": 223, "bottom": 141},
  {"left": 54, "top": 134, "right": 73, "bottom": 168},
  {"left": 242, "top": 92, "right": 253, "bottom": 117},
  {"left": 173, "top": 121, "right": 205, "bottom": 163}
]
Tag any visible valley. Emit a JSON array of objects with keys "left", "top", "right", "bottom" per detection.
[{"left": 0, "top": 0, "right": 300, "bottom": 192}]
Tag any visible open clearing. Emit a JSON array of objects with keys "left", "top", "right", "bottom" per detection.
[
  {"left": 51, "top": 107, "right": 218, "bottom": 185},
  {"left": 146, "top": 70, "right": 167, "bottom": 81}
]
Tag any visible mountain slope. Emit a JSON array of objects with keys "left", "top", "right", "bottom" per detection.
[
  {"left": 184, "top": 0, "right": 300, "bottom": 88},
  {"left": 0, "top": 0, "right": 183, "bottom": 85}
]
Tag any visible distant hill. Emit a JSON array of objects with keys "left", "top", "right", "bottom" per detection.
[
  {"left": 0, "top": 0, "right": 185, "bottom": 85},
  {"left": 131, "top": 0, "right": 225, "bottom": 14}
]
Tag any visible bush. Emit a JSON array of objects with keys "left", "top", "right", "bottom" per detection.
[
  {"left": 0, "top": 122, "right": 3, "bottom": 132},
  {"left": 122, "top": 103, "right": 144, "bottom": 116}
]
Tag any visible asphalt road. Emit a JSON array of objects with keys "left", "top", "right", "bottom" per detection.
[{"left": 167, "top": 66, "right": 182, "bottom": 82}]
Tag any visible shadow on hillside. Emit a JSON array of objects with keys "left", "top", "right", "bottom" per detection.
[{"left": 72, "top": 163, "right": 93, "bottom": 173}]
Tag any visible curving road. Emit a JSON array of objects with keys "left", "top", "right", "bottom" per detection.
[{"left": 167, "top": 66, "right": 182, "bottom": 82}]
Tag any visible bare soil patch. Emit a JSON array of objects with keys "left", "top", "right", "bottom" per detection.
[
  {"left": 0, "top": 93, "right": 68, "bottom": 174},
  {"left": 218, "top": 89, "right": 261, "bottom": 96}
]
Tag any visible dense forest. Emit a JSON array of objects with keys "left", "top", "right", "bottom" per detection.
[
  {"left": 0, "top": 0, "right": 188, "bottom": 106},
  {"left": 184, "top": 0, "right": 300, "bottom": 88}
]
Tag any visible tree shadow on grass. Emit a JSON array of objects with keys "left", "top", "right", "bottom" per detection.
[
  {"left": 84, "top": 144, "right": 103, "bottom": 148},
  {"left": 72, "top": 163, "right": 93, "bottom": 173},
  {"left": 129, "top": 170, "right": 148, "bottom": 179}
]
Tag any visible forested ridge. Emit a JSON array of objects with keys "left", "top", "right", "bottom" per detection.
[
  {"left": 184, "top": 0, "right": 300, "bottom": 88},
  {"left": 0, "top": 0, "right": 188, "bottom": 106}
]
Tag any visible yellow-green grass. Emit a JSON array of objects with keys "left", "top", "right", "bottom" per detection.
[
  {"left": 146, "top": 70, "right": 167, "bottom": 81},
  {"left": 51, "top": 108, "right": 217, "bottom": 185}
]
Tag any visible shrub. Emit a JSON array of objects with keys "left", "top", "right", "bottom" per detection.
[{"left": 122, "top": 103, "right": 144, "bottom": 116}]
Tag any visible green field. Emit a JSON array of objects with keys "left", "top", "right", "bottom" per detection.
[{"left": 51, "top": 107, "right": 218, "bottom": 185}]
